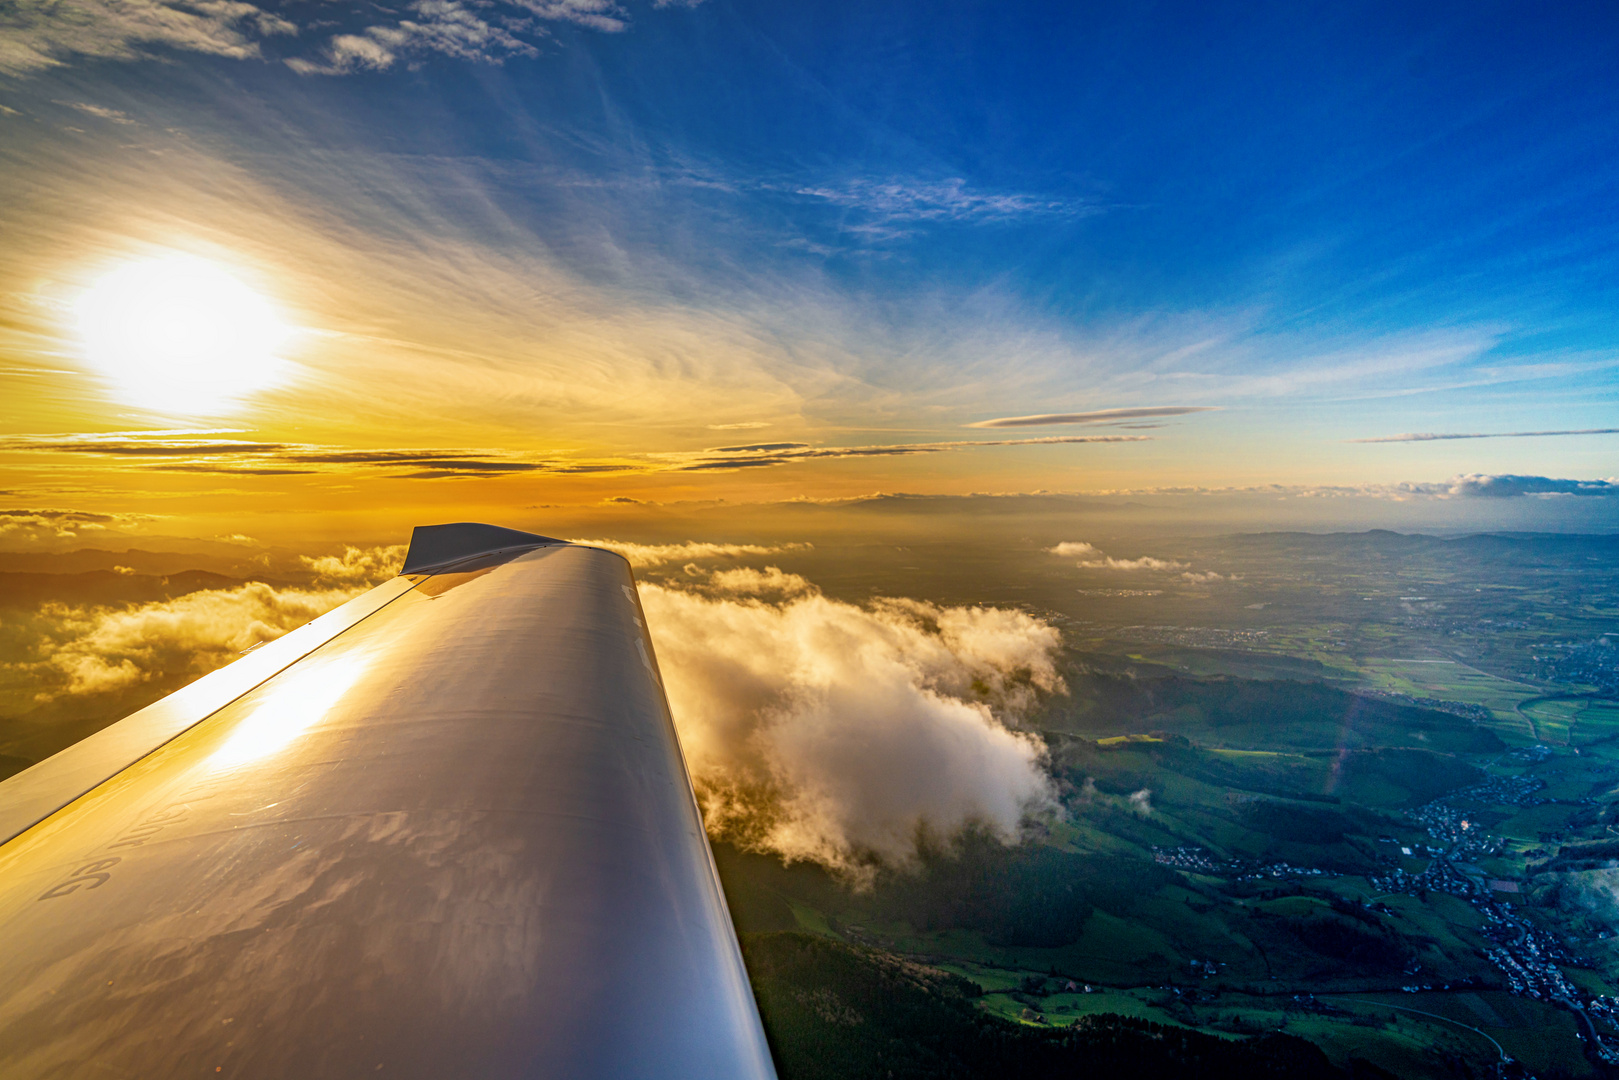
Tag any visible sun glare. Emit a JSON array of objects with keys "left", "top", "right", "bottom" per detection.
[{"left": 76, "top": 253, "right": 293, "bottom": 414}]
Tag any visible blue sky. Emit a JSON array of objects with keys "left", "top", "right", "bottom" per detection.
[{"left": 1, "top": 0, "right": 1616, "bottom": 528}]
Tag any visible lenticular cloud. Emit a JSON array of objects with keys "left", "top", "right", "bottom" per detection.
[{"left": 639, "top": 578, "right": 1065, "bottom": 876}]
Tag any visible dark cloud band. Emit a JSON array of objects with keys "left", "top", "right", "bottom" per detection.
[{"left": 3, "top": 430, "right": 1153, "bottom": 481}]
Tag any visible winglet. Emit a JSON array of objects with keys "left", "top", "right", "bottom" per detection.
[{"left": 401, "top": 522, "right": 563, "bottom": 574}]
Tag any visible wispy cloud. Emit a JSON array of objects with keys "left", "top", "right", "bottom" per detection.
[
  {"left": 1349, "top": 428, "right": 1619, "bottom": 444},
  {"left": 790, "top": 177, "right": 1090, "bottom": 225},
  {"left": 0, "top": 0, "right": 296, "bottom": 77},
  {"left": 967, "top": 406, "right": 1218, "bottom": 429},
  {"left": 704, "top": 442, "right": 808, "bottom": 453},
  {"left": 58, "top": 101, "right": 136, "bottom": 124},
  {"left": 2, "top": 0, "right": 676, "bottom": 79},
  {"left": 669, "top": 434, "right": 1151, "bottom": 472},
  {"left": 518, "top": 0, "right": 629, "bottom": 32},
  {"left": 0, "top": 433, "right": 575, "bottom": 478},
  {"left": 285, "top": 0, "right": 537, "bottom": 75}
]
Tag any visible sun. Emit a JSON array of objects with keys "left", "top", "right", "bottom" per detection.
[{"left": 76, "top": 253, "right": 293, "bottom": 414}]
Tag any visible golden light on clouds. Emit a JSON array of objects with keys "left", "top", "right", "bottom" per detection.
[{"left": 75, "top": 252, "right": 293, "bottom": 415}]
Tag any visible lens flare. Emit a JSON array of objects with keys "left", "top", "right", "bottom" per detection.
[{"left": 76, "top": 253, "right": 292, "bottom": 414}]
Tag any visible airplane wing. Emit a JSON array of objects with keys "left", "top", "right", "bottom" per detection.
[{"left": 0, "top": 523, "right": 778, "bottom": 1079}]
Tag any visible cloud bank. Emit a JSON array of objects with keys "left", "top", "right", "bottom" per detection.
[
  {"left": 641, "top": 574, "right": 1066, "bottom": 875},
  {"left": 27, "top": 582, "right": 365, "bottom": 699},
  {"left": 1439, "top": 475, "right": 1619, "bottom": 499}
]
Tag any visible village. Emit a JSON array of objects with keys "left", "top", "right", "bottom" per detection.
[{"left": 1151, "top": 766, "right": 1619, "bottom": 1065}]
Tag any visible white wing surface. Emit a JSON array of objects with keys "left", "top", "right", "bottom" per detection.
[{"left": 0, "top": 524, "right": 777, "bottom": 1080}]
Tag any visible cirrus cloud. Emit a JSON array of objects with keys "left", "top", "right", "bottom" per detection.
[
  {"left": 968, "top": 406, "right": 1218, "bottom": 429},
  {"left": 0, "top": 0, "right": 295, "bottom": 77}
]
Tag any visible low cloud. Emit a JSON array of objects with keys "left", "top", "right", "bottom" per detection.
[
  {"left": 1046, "top": 540, "right": 1232, "bottom": 582},
  {"left": 1046, "top": 541, "right": 1187, "bottom": 573},
  {"left": 642, "top": 581, "right": 1065, "bottom": 875},
  {"left": 26, "top": 582, "right": 364, "bottom": 699},
  {"left": 299, "top": 544, "right": 407, "bottom": 585},
  {"left": 1129, "top": 788, "right": 1153, "bottom": 816},
  {"left": 968, "top": 406, "right": 1218, "bottom": 429},
  {"left": 696, "top": 565, "right": 817, "bottom": 598},
  {"left": 0, "top": 508, "right": 158, "bottom": 545},
  {"left": 1094, "top": 556, "right": 1187, "bottom": 572}
]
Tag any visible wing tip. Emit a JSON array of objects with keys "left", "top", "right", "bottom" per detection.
[{"left": 400, "top": 522, "right": 564, "bottom": 574}]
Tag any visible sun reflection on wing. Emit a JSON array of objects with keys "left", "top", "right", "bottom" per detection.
[{"left": 209, "top": 656, "right": 365, "bottom": 770}]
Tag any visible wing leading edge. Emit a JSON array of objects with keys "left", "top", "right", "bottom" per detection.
[{"left": 0, "top": 527, "right": 776, "bottom": 1079}]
